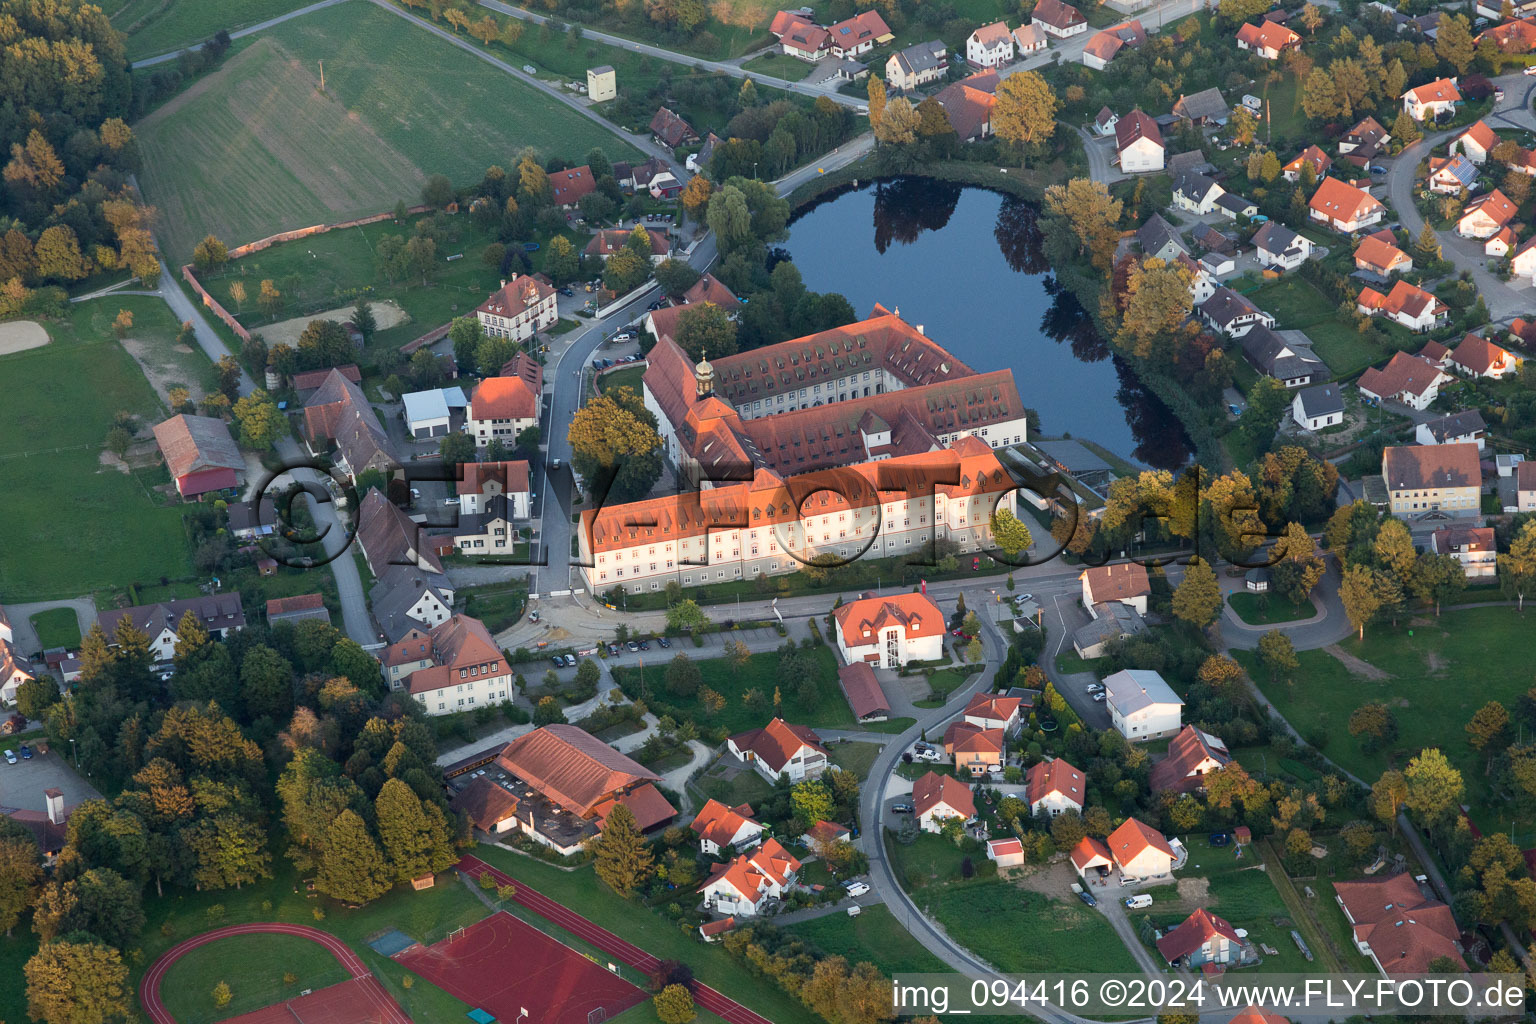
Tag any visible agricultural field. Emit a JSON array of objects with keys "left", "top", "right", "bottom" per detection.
[
  {"left": 0, "top": 302, "right": 194, "bottom": 601},
  {"left": 112, "top": 0, "right": 318, "bottom": 60},
  {"left": 136, "top": 1, "right": 641, "bottom": 261}
]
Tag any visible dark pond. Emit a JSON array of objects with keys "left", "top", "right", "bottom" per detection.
[{"left": 782, "top": 177, "right": 1192, "bottom": 470}]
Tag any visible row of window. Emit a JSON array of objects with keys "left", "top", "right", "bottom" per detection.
[{"left": 423, "top": 688, "right": 510, "bottom": 711}]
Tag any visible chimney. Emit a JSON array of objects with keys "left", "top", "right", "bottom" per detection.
[
  {"left": 44, "top": 788, "right": 64, "bottom": 826},
  {"left": 916, "top": 325, "right": 925, "bottom": 335}
]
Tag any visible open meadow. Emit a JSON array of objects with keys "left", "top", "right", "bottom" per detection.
[
  {"left": 136, "top": 1, "right": 641, "bottom": 261},
  {"left": 110, "top": 0, "right": 321, "bottom": 59},
  {"left": 0, "top": 302, "right": 194, "bottom": 601}
]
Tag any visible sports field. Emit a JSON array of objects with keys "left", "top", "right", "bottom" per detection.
[
  {"left": 156, "top": 933, "right": 351, "bottom": 1024},
  {"left": 135, "top": 1, "right": 641, "bottom": 261}
]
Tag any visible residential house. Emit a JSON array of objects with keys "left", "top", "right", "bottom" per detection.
[
  {"left": 1338, "top": 116, "right": 1391, "bottom": 168},
  {"left": 966, "top": 21, "right": 1014, "bottom": 67},
  {"left": 1486, "top": 226, "right": 1518, "bottom": 256},
  {"left": 1082, "top": 20, "right": 1145, "bottom": 69},
  {"left": 832, "top": 592, "right": 944, "bottom": 668},
  {"left": 355, "top": 486, "right": 444, "bottom": 578},
  {"left": 1171, "top": 87, "right": 1231, "bottom": 126},
  {"left": 265, "top": 594, "right": 330, "bottom": 628},
  {"left": 1198, "top": 286, "right": 1275, "bottom": 338},
  {"left": 1427, "top": 154, "right": 1479, "bottom": 194},
  {"left": 586, "top": 65, "right": 616, "bottom": 102},
  {"left": 1403, "top": 77, "right": 1461, "bottom": 121},
  {"left": 1031, "top": 0, "right": 1087, "bottom": 38},
  {"left": 1115, "top": 109, "right": 1165, "bottom": 171},
  {"left": 1308, "top": 176, "right": 1385, "bottom": 232},
  {"left": 1177, "top": 253, "right": 1217, "bottom": 304},
  {"left": 1107, "top": 816, "right": 1180, "bottom": 879},
  {"left": 825, "top": 10, "right": 892, "bottom": 57},
  {"left": 1282, "top": 144, "right": 1332, "bottom": 182},
  {"left": 650, "top": 107, "right": 698, "bottom": 148},
  {"left": 1094, "top": 106, "right": 1119, "bottom": 136},
  {"left": 1025, "top": 757, "right": 1085, "bottom": 815},
  {"left": 1172, "top": 170, "right": 1225, "bottom": 214},
  {"left": 1072, "top": 601, "right": 1146, "bottom": 658},
  {"left": 1476, "top": 15, "right": 1536, "bottom": 51},
  {"left": 1513, "top": 236, "right": 1536, "bottom": 281},
  {"left": 586, "top": 227, "right": 670, "bottom": 263},
  {"left": 1354, "top": 232, "right": 1413, "bottom": 277},
  {"left": 1355, "top": 281, "right": 1448, "bottom": 334},
  {"left": 386, "top": 614, "right": 514, "bottom": 716},
  {"left": 453, "top": 493, "right": 525, "bottom": 558},
  {"left": 962, "top": 692, "right": 1023, "bottom": 734},
  {"left": 97, "top": 594, "right": 245, "bottom": 664},
  {"left": 933, "top": 71, "right": 1000, "bottom": 141},
  {"left": 550, "top": 164, "right": 596, "bottom": 207},
  {"left": 729, "top": 718, "right": 829, "bottom": 783},
  {"left": 1356, "top": 351, "right": 1448, "bottom": 409},
  {"left": 1430, "top": 524, "right": 1497, "bottom": 578},
  {"left": 1382, "top": 443, "right": 1482, "bottom": 517},
  {"left": 943, "top": 720, "right": 1005, "bottom": 775},
  {"left": 1157, "top": 908, "right": 1247, "bottom": 968},
  {"left": 1451, "top": 119, "right": 1501, "bottom": 163},
  {"left": 1293, "top": 383, "right": 1344, "bottom": 431},
  {"left": 803, "top": 820, "right": 850, "bottom": 849},
  {"left": 303, "top": 368, "right": 400, "bottom": 483},
  {"left": 630, "top": 157, "right": 682, "bottom": 198},
  {"left": 1418, "top": 339, "right": 1451, "bottom": 367},
  {"left": 1103, "top": 668, "right": 1184, "bottom": 741},
  {"left": 1080, "top": 562, "right": 1151, "bottom": 615},
  {"left": 0, "top": 635, "right": 35, "bottom": 707},
  {"left": 1517, "top": 460, "right": 1536, "bottom": 511},
  {"left": 456, "top": 460, "right": 532, "bottom": 518},
  {"left": 289, "top": 363, "right": 361, "bottom": 398},
  {"left": 1240, "top": 325, "right": 1323, "bottom": 387},
  {"left": 1136, "top": 213, "right": 1186, "bottom": 262},
  {"left": 986, "top": 837, "right": 1026, "bottom": 867},
  {"left": 685, "top": 132, "right": 722, "bottom": 173},
  {"left": 1416, "top": 409, "right": 1486, "bottom": 449},
  {"left": 912, "top": 770, "right": 976, "bottom": 832},
  {"left": 1449, "top": 332, "right": 1519, "bottom": 378},
  {"left": 1253, "top": 221, "right": 1314, "bottom": 270},
  {"left": 1457, "top": 188, "right": 1516, "bottom": 238},
  {"left": 1070, "top": 835, "right": 1115, "bottom": 881},
  {"left": 1215, "top": 192, "right": 1259, "bottom": 221},
  {"left": 475, "top": 275, "right": 558, "bottom": 342},
  {"left": 151, "top": 414, "right": 245, "bottom": 499},
  {"left": 690, "top": 799, "right": 764, "bottom": 855},
  {"left": 1334, "top": 873, "right": 1465, "bottom": 974},
  {"left": 770, "top": 11, "right": 831, "bottom": 59},
  {"left": 886, "top": 40, "right": 947, "bottom": 90},
  {"left": 1235, "top": 19, "right": 1301, "bottom": 57},
  {"left": 837, "top": 662, "right": 891, "bottom": 722},
  {"left": 465, "top": 352, "right": 542, "bottom": 448},
  {"left": 1150, "top": 725, "right": 1231, "bottom": 794},
  {"left": 1012, "top": 22, "right": 1048, "bottom": 54}
]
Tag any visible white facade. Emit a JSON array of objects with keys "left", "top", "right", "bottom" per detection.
[
  {"left": 966, "top": 24, "right": 1014, "bottom": 67},
  {"left": 1292, "top": 392, "right": 1343, "bottom": 431},
  {"left": 1104, "top": 669, "right": 1183, "bottom": 741},
  {"left": 1119, "top": 136, "right": 1165, "bottom": 172},
  {"left": 919, "top": 797, "right": 972, "bottom": 833},
  {"left": 412, "top": 671, "right": 515, "bottom": 717}
]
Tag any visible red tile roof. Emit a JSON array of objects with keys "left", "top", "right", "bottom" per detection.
[
  {"left": 1229, "top": 1008, "right": 1290, "bottom": 1024},
  {"left": 1081, "top": 562, "right": 1151, "bottom": 603},
  {"left": 469, "top": 375, "right": 540, "bottom": 422},
  {"left": 1353, "top": 234, "right": 1410, "bottom": 274},
  {"left": 699, "top": 837, "right": 800, "bottom": 898},
  {"left": 828, "top": 10, "right": 892, "bottom": 47},
  {"left": 1156, "top": 907, "right": 1243, "bottom": 962},
  {"left": 1457, "top": 119, "right": 1501, "bottom": 152},
  {"left": 152, "top": 414, "right": 244, "bottom": 483},
  {"left": 1070, "top": 835, "right": 1113, "bottom": 870},
  {"left": 1108, "top": 817, "right": 1174, "bottom": 866},
  {"left": 943, "top": 721, "right": 1004, "bottom": 756},
  {"left": 1382, "top": 443, "right": 1481, "bottom": 491},
  {"left": 450, "top": 776, "right": 520, "bottom": 832},
  {"left": 1149, "top": 725, "right": 1231, "bottom": 794},
  {"left": 596, "top": 782, "right": 676, "bottom": 832},
  {"left": 1461, "top": 188, "right": 1517, "bottom": 228},
  {"left": 1334, "top": 873, "right": 1465, "bottom": 973},
  {"left": 933, "top": 74, "right": 999, "bottom": 140},
  {"left": 586, "top": 228, "right": 669, "bottom": 257},
  {"left": 1450, "top": 332, "right": 1514, "bottom": 375},
  {"left": 1236, "top": 19, "right": 1299, "bottom": 50},
  {"left": 912, "top": 770, "right": 976, "bottom": 819},
  {"left": 457, "top": 460, "right": 531, "bottom": 496},
  {"left": 1032, "top": 0, "right": 1085, "bottom": 29},
  {"left": 834, "top": 592, "right": 943, "bottom": 644},
  {"left": 690, "top": 799, "right": 761, "bottom": 848},
  {"left": 649, "top": 107, "right": 696, "bottom": 147},
  {"left": 290, "top": 364, "right": 361, "bottom": 392},
  {"left": 1114, "top": 108, "right": 1162, "bottom": 154},
  {"left": 837, "top": 662, "right": 891, "bottom": 720},
  {"left": 1406, "top": 78, "right": 1462, "bottom": 105},
  {"left": 963, "top": 693, "right": 1022, "bottom": 726},
  {"left": 496, "top": 724, "right": 660, "bottom": 817},
  {"left": 1357, "top": 352, "right": 1444, "bottom": 400},
  {"left": 1283, "top": 145, "right": 1331, "bottom": 178},
  {"left": 729, "top": 718, "right": 826, "bottom": 775},
  {"left": 1025, "top": 757, "right": 1085, "bottom": 807},
  {"left": 265, "top": 593, "right": 325, "bottom": 616},
  {"left": 550, "top": 164, "right": 596, "bottom": 206},
  {"left": 1309, "top": 176, "right": 1383, "bottom": 224},
  {"left": 476, "top": 274, "right": 555, "bottom": 321}
]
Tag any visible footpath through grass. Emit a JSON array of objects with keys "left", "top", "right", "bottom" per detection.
[{"left": 157, "top": 933, "right": 350, "bottom": 1024}]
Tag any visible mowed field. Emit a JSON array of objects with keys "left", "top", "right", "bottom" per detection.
[
  {"left": 111, "top": 0, "right": 321, "bottom": 60},
  {"left": 136, "top": 1, "right": 641, "bottom": 261},
  {"left": 0, "top": 304, "right": 194, "bottom": 601}
]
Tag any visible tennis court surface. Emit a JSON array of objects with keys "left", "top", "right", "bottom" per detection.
[{"left": 395, "top": 912, "right": 645, "bottom": 1024}]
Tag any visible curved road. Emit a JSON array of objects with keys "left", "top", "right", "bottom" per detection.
[{"left": 139, "top": 922, "right": 410, "bottom": 1024}]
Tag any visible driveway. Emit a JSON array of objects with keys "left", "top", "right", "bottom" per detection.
[
  {"left": 2, "top": 598, "right": 97, "bottom": 658},
  {"left": 1077, "top": 128, "right": 1126, "bottom": 186},
  {"left": 1095, "top": 895, "right": 1165, "bottom": 975}
]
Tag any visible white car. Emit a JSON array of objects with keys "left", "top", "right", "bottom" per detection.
[
  {"left": 444, "top": 497, "right": 460, "bottom": 506},
  {"left": 844, "top": 880, "right": 870, "bottom": 898},
  {"left": 1525, "top": 64, "right": 1536, "bottom": 75}
]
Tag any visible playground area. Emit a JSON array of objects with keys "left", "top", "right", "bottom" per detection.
[{"left": 395, "top": 912, "right": 644, "bottom": 1024}]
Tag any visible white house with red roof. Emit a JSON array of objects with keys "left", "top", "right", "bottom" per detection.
[
  {"left": 1402, "top": 78, "right": 1462, "bottom": 121},
  {"left": 1451, "top": 119, "right": 1501, "bottom": 163},
  {"left": 1025, "top": 757, "right": 1085, "bottom": 815},
  {"left": 912, "top": 770, "right": 977, "bottom": 832},
  {"left": 962, "top": 692, "right": 1023, "bottom": 734},
  {"left": 1356, "top": 282, "right": 1449, "bottom": 335},
  {"left": 690, "top": 799, "right": 765, "bottom": 855},
  {"left": 1449, "top": 332, "right": 1519, "bottom": 379},
  {"left": 698, "top": 838, "right": 801, "bottom": 916},
  {"left": 1115, "top": 109, "right": 1164, "bottom": 172},
  {"left": 1031, "top": 0, "right": 1086, "bottom": 38},
  {"left": 1080, "top": 562, "right": 1151, "bottom": 616},
  {"left": 728, "top": 718, "right": 828, "bottom": 783},
  {"left": 474, "top": 275, "right": 557, "bottom": 342},
  {"left": 1107, "top": 816, "right": 1180, "bottom": 880},
  {"left": 833, "top": 592, "right": 944, "bottom": 668},
  {"left": 1430, "top": 524, "right": 1497, "bottom": 578},
  {"left": 802, "top": 819, "right": 851, "bottom": 849},
  {"left": 384, "top": 614, "right": 514, "bottom": 716},
  {"left": 1156, "top": 908, "right": 1247, "bottom": 968},
  {"left": 1281, "top": 145, "right": 1331, "bottom": 182},
  {"left": 1308, "top": 177, "right": 1385, "bottom": 232},
  {"left": 456, "top": 460, "right": 531, "bottom": 518},
  {"left": 466, "top": 352, "right": 543, "bottom": 446},
  {"left": 1457, "top": 188, "right": 1517, "bottom": 238},
  {"left": 966, "top": 21, "right": 1014, "bottom": 67},
  {"left": 769, "top": 11, "right": 831, "bottom": 59},
  {"left": 1149, "top": 725, "right": 1230, "bottom": 794},
  {"left": 550, "top": 164, "right": 596, "bottom": 207},
  {"left": 1235, "top": 19, "right": 1300, "bottom": 58},
  {"left": 986, "top": 836, "right": 1025, "bottom": 867}
]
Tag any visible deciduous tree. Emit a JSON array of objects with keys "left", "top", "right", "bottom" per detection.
[
  {"left": 192, "top": 235, "right": 229, "bottom": 272},
  {"left": 991, "top": 71, "right": 1058, "bottom": 155},
  {"left": 1043, "top": 178, "right": 1124, "bottom": 274},
  {"left": 1403, "top": 748, "right": 1464, "bottom": 825},
  {"left": 25, "top": 941, "right": 130, "bottom": 1024},
  {"left": 675, "top": 301, "right": 738, "bottom": 361}
]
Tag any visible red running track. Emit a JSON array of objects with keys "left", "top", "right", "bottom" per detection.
[
  {"left": 458, "top": 854, "right": 776, "bottom": 1024},
  {"left": 139, "top": 922, "right": 410, "bottom": 1024}
]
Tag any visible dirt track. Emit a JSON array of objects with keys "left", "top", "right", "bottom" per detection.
[{"left": 0, "top": 319, "right": 50, "bottom": 356}]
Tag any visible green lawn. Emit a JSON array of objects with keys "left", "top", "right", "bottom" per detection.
[
  {"left": 1226, "top": 591, "right": 1314, "bottom": 625},
  {"left": 923, "top": 883, "right": 1141, "bottom": 973},
  {"left": 0, "top": 305, "right": 195, "bottom": 600},
  {"left": 788, "top": 904, "right": 948, "bottom": 975},
  {"left": 740, "top": 52, "right": 821, "bottom": 80},
  {"left": 598, "top": 365, "right": 648, "bottom": 396},
  {"left": 158, "top": 933, "right": 351, "bottom": 1024},
  {"left": 691, "top": 763, "right": 775, "bottom": 807},
  {"left": 136, "top": 1, "right": 640, "bottom": 262},
  {"left": 829, "top": 739, "right": 880, "bottom": 778},
  {"left": 462, "top": 584, "right": 529, "bottom": 634},
  {"left": 1242, "top": 276, "right": 1386, "bottom": 377},
  {"left": 613, "top": 645, "right": 854, "bottom": 732},
  {"left": 1234, "top": 607, "right": 1536, "bottom": 843},
  {"left": 28, "top": 608, "right": 81, "bottom": 650},
  {"left": 0, "top": 930, "right": 39, "bottom": 1024},
  {"left": 116, "top": 0, "right": 320, "bottom": 59}
]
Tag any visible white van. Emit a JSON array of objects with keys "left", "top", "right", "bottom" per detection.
[
  {"left": 1124, "top": 894, "right": 1153, "bottom": 910},
  {"left": 847, "top": 905, "right": 862, "bottom": 917}
]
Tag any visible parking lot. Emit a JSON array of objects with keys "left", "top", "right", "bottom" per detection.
[{"left": 0, "top": 747, "right": 101, "bottom": 813}]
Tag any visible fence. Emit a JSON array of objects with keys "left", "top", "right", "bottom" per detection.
[{"left": 179, "top": 201, "right": 439, "bottom": 350}]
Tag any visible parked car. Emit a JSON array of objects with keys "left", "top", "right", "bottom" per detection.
[
  {"left": 607, "top": 643, "right": 621, "bottom": 656},
  {"left": 19, "top": 744, "right": 31, "bottom": 760},
  {"left": 3, "top": 749, "right": 15, "bottom": 765},
  {"left": 444, "top": 497, "right": 460, "bottom": 506},
  {"left": 844, "top": 880, "right": 871, "bottom": 898},
  {"left": 656, "top": 636, "right": 671, "bottom": 648},
  {"left": 551, "top": 458, "right": 562, "bottom": 471},
  {"left": 1124, "top": 894, "right": 1153, "bottom": 910},
  {"left": 522, "top": 64, "right": 537, "bottom": 73},
  {"left": 560, "top": 287, "right": 575, "bottom": 297},
  {"left": 1524, "top": 63, "right": 1536, "bottom": 75},
  {"left": 1016, "top": 593, "right": 1033, "bottom": 603},
  {"left": 1077, "top": 889, "right": 1098, "bottom": 908},
  {"left": 890, "top": 802, "right": 914, "bottom": 814},
  {"left": 529, "top": 610, "right": 540, "bottom": 623},
  {"left": 637, "top": 640, "right": 650, "bottom": 651},
  {"left": 1086, "top": 683, "right": 1104, "bottom": 694},
  {"left": 564, "top": 654, "right": 578, "bottom": 668},
  {"left": 647, "top": 300, "right": 665, "bottom": 311},
  {"left": 626, "top": 640, "right": 640, "bottom": 652},
  {"left": 551, "top": 655, "right": 565, "bottom": 668},
  {"left": 1092, "top": 692, "right": 1107, "bottom": 703}
]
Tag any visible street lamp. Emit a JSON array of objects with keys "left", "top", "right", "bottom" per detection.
[{"left": 69, "top": 737, "right": 77, "bottom": 768}]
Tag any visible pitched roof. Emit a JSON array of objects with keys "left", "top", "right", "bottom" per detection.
[
  {"left": 290, "top": 363, "right": 361, "bottom": 392},
  {"left": 402, "top": 614, "right": 505, "bottom": 695},
  {"left": 837, "top": 662, "right": 891, "bottom": 720},
  {"left": 476, "top": 274, "right": 556, "bottom": 320},
  {"left": 1283, "top": 144, "right": 1331, "bottom": 177},
  {"left": 828, "top": 10, "right": 892, "bottom": 46},
  {"left": 1150, "top": 725, "right": 1231, "bottom": 793},
  {"left": 690, "top": 798, "right": 761, "bottom": 848},
  {"left": 1070, "top": 835, "right": 1113, "bottom": 870},
  {"left": 1519, "top": 459, "right": 1536, "bottom": 493},
  {"left": 699, "top": 837, "right": 801, "bottom": 898},
  {"left": 1198, "top": 285, "right": 1265, "bottom": 328},
  {"left": 357, "top": 487, "right": 444, "bottom": 575},
  {"left": 1172, "top": 87, "right": 1230, "bottom": 122},
  {"left": 1450, "top": 332, "right": 1514, "bottom": 375},
  {"left": 1107, "top": 816, "right": 1175, "bottom": 865},
  {"left": 805, "top": 820, "right": 849, "bottom": 845},
  {"left": 1333, "top": 873, "right": 1465, "bottom": 974},
  {"left": 1025, "top": 757, "right": 1085, "bottom": 806},
  {"left": 969, "top": 20, "right": 1011, "bottom": 46},
  {"left": 963, "top": 692, "right": 1023, "bottom": 726},
  {"left": 1382, "top": 443, "right": 1480, "bottom": 491},
  {"left": 1236, "top": 19, "right": 1299, "bottom": 49},
  {"left": 933, "top": 74, "right": 998, "bottom": 140},
  {"left": 470, "top": 374, "right": 541, "bottom": 422},
  {"left": 1461, "top": 188, "right": 1516, "bottom": 227},
  {"left": 265, "top": 593, "right": 326, "bottom": 618},
  {"left": 1295, "top": 382, "right": 1343, "bottom": 419},
  {"left": 1252, "top": 220, "right": 1304, "bottom": 255},
  {"left": 1457, "top": 118, "right": 1500, "bottom": 151},
  {"left": 97, "top": 594, "right": 245, "bottom": 643},
  {"left": 1230, "top": 1008, "right": 1291, "bottom": 1024},
  {"left": 1103, "top": 668, "right": 1183, "bottom": 716},
  {"left": 1366, "top": 280, "right": 1444, "bottom": 320},
  {"left": 1115, "top": 108, "right": 1163, "bottom": 153},
  {"left": 1420, "top": 408, "right": 1486, "bottom": 442},
  {"left": 550, "top": 164, "right": 596, "bottom": 206},
  {"left": 1156, "top": 907, "right": 1244, "bottom": 962},
  {"left": 451, "top": 776, "right": 521, "bottom": 832},
  {"left": 730, "top": 718, "right": 827, "bottom": 774},
  {"left": 944, "top": 720, "right": 1004, "bottom": 755},
  {"left": 682, "top": 272, "right": 741, "bottom": 311},
  {"left": 1032, "top": 0, "right": 1085, "bottom": 29},
  {"left": 1353, "top": 233, "right": 1410, "bottom": 272},
  {"left": 496, "top": 724, "right": 660, "bottom": 817},
  {"left": 889, "top": 39, "right": 948, "bottom": 76},
  {"left": 151, "top": 414, "right": 244, "bottom": 482},
  {"left": 1405, "top": 77, "right": 1462, "bottom": 104},
  {"left": 1012, "top": 23, "right": 1047, "bottom": 48},
  {"left": 649, "top": 106, "right": 696, "bottom": 146},
  {"left": 587, "top": 228, "right": 669, "bottom": 257},
  {"left": 1081, "top": 562, "right": 1151, "bottom": 602},
  {"left": 303, "top": 369, "right": 398, "bottom": 473},
  {"left": 912, "top": 770, "right": 976, "bottom": 819},
  {"left": 1432, "top": 524, "right": 1494, "bottom": 554},
  {"left": 1084, "top": 21, "right": 1145, "bottom": 61},
  {"left": 1357, "top": 351, "right": 1444, "bottom": 401},
  {"left": 1240, "top": 325, "right": 1323, "bottom": 381},
  {"left": 457, "top": 460, "right": 531, "bottom": 497},
  {"left": 834, "top": 592, "right": 944, "bottom": 643},
  {"left": 1309, "top": 176, "right": 1384, "bottom": 223}
]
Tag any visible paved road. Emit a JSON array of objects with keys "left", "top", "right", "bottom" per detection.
[
  {"left": 131, "top": 0, "right": 353, "bottom": 67},
  {"left": 151, "top": 257, "right": 375, "bottom": 646},
  {"left": 2, "top": 598, "right": 99, "bottom": 658},
  {"left": 140, "top": 922, "right": 410, "bottom": 1024}
]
